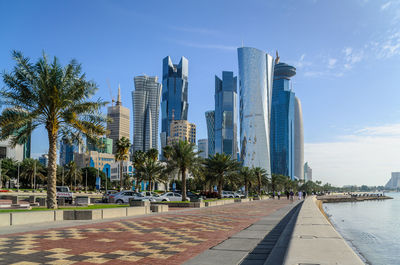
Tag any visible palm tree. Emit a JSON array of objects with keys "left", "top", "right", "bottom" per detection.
[
  {"left": 64, "top": 161, "right": 82, "bottom": 191},
  {"left": 0, "top": 51, "right": 107, "bottom": 208},
  {"left": 253, "top": 167, "right": 268, "bottom": 196},
  {"left": 163, "top": 141, "right": 201, "bottom": 201},
  {"left": 139, "top": 152, "right": 164, "bottom": 191},
  {"left": 115, "top": 137, "right": 131, "bottom": 190},
  {"left": 20, "top": 159, "right": 45, "bottom": 189},
  {"left": 132, "top": 150, "right": 146, "bottom": 191},
  {"left": 204, "top": 153, "right": 240, "bottom": 199},
  {"left": 238, "top": 166, "right": 255, "bottom": 197}
]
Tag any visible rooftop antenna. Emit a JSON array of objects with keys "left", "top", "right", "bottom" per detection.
[
  {"left": 106, "top": 79, "right": 115, "bottom": 106},
  {"left": 116, "top": 84, "right": 121, "bottom": 106},
  {"left": 241, "top": 40, "right": 244, "bottom": 47}
]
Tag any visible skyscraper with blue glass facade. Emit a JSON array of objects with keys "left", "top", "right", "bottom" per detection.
[
  {"left": 214, "top": 71, "right": 237, "bottom": 157},
  {"left": 160, "top": 56, "right": 189, "bottom": 154},
  {"left": 205, "top": 111, "right": 215, "bottom": 156},
  {"left": 270, "top": 62, "right": 296, "bottom": 180}
]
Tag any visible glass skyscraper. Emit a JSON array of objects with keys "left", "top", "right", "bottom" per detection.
[
  {"left": 205, "top": 110, "right": 215, "bottom": 156},
  {"left": 161, "top": 56, "right": 188, "bottom": 153},
  {"left": 132, "top": 75, "right": 162, "bottom": 152},
  {"left": 237, "top": 47, "right": 274, "bottom": 173},
  {"left": 270, "top": 62, "right": 296, "bottom": 179},
  {"left": 214, "top": 71, "right": 237, "bottom": 157}
]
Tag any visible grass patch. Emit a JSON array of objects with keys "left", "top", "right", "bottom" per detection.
[{"left": 0, "top": 204, "right": 129, "bottom": 213}]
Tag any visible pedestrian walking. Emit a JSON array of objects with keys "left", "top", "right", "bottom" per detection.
[
  {"left": 298, "top": 191, "right": 303, "bottom": 200},
  {"left": 290, "top": 190, "right": 294, "bottom": 201},
  {"left": 277, "top": 191, "right": 281, "bottom": 200},
  {"left": 272, "top": 191, "right": 275, "bottom": 199},
  {"left": 303, "top": 191, "right": 307, "bottom": 199},
  {"left": 286, "top": 190, "right": 290, "bottom": 200}
]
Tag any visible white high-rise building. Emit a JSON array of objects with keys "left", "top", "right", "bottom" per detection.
[
  {"left": 304, "top": 162, "right": 313, "bottom": 182},
  {"left": 294, "top": 96, "right": 304, "bottom": 180},
  {"left": 198, "top": 139, "right": 208, "bottom": 159},
  {"left": 132, "top": 75, "right": 162, "bottom": 152},
  {"left": 238, "top": 47, "right": 274, "bottom": 173}
]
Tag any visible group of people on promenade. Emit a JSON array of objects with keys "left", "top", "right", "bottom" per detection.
[{"left": 272, "top": 190, "right": 307, "bottom": 201}]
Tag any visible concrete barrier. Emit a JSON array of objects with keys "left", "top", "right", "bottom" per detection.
[
  {"left": 150, "top": 204, "right": 169, "bottom": 213},
  {"left": 11, "top": 196, "right": 19, "bottom": 204},
  {"left": 283, "top": 197, "right": 364, "bottom": 265},
  {"left": 75, "top": 196, "right": 90, "bottom": 206},
  {"left": 126, "top": 206, "right": 146, "bottom": 216},
  {"left": 234, "top": 198, "right": 250, "bottom": 203},
  {"left": 102, "top": 207, "right": 127, "bottom": 219},
  {"left": 76, "top": 209, "right": 102, "bottom": 220},
  {"left": 0, "top": 213, "right": 10, "bottom": 227},
  {"left": 11, "top": 211, "right": 55, "bottom": 226},
  {"left": 129, "top": 199, "right": 150, "bottom": 207},
  {"left": 54, "top": 210, "right": 63, "bottom": 221}
]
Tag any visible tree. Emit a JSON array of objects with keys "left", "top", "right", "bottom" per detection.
[
  {"left": 0, "top": 158, "right": 18, "bottom": 188},
  {"left": 238, "top": 166, "right": 255, "bottom": 197},
  {"left": 139, "top": 151, "right": 164, "bottom": 191},
  {"left": 20, "top": 159, "right": 45, "bottom": 189},
  {"left": 253, "top": 167, "right": 268, "bottom": 196},
  {"left": 0, "top": 51, "right": 107, "bottom": 208},
  {"left": 64, "top": 161, "right": 82, "bottom": 191},
  {"left": 132, "top": 150, "right": 146, "bottom": 191},
  {"left": 115, "top": 137, "right": 131, "bottom": 190},
  {"left": 81, "top": 167, "right": 107, "bottom": 190},
  {"left": 204, "top": 153, "right": 240, "bottom": 199},
  {"left": 163, "top": 141, "right": 201, "bottom": 201}
]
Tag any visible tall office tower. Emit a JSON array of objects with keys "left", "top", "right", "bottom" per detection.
[
  {"left": 237, "top": 47, "right": 274, "bottom": 173},
  {"left": 161, "top": 56, "right": 189, "bottom": 154},
  {"left": 87, "top": 137, "right": 113, "bottom": 154},
  {"left": 270, "top": 61, "right": 296, "bottom": 179},
  {"left": 167, "top": 120, "right": 196, "bottom": 146},
  {"left": 304, "top": 162, "right": 313, "bottom": 182},
  {"left": 294, "top": 96, "right": 304, "bottom": 180},
  {"left": 59, "top": 138, "right": 83, "bottom": 166},
  {"left": 198, "top": 139, "right": 208, "bottom": 159},
  {"left": 205, "top": 110, "right": 215, "bottom": 156},
  {"left": 214, "top": 71, "right": 238, "bottom": 157},
  {"left": 107, "top": 85, "right": 130, "bottom": 154},
  {"left": 132, "top": 75, "right": 162, "bottom": 152}
]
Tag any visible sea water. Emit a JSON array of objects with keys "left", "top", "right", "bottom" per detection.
[{"left": 323, "top": 193, "right": 400, "bottom": 265}]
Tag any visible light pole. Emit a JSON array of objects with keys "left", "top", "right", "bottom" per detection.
[
  {"left": 33, "top": 161, "right": 36, "bottom": 192},
  {"left": 62, "top": 167, "right": 64, "bottom": 186},
  {"left": 85, "top": 169, "right": 87, "bottom": 193},
  {"left": 74, "top": 171, "right": 76, "bottom": 192},
  {"left": 17, "top": 163, "right": 20, "bottom": 192}
]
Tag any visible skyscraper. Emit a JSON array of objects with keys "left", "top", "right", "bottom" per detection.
[
  {"left": 132, "top": 75, "right": 162, "bottom": 152},
  {"left": 59, "top": 138, "right": 83, "bottom": 166},
  {"left": 167, "top": 120, "right": 196, "bottom": 146},
  {"left": 161, "top": 56, "right": 189, "bottom": 153},
  {"left": 198, "top": 139, "right": 208, "bottom": 159},
  {"left": 294, "top": 96, "right": 304, "bottom": 180},
  {"left": 270, "top": 61, "right": 296, "bottom": 179},
  {"left": 214, "top": 71, "right": 238, "bottom": 157},
  {"left": 87, "top": 137, "right": 113, "bottom": 154},
  {"left": 304, "top": 162, "right": 312, "bottom": 182},
  {"left": 205, "top": 110, "right": 215, "bottom": 156},
  {"left": 238, "top": 47, "right": 274, "bottom": 173},
  {"left": 107, "top": 85, "right": 130, "bottom": 154}
]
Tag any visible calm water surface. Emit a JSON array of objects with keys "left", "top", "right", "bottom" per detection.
[{"left": 324, "top": 193, "right": 400, "bottom": 265}]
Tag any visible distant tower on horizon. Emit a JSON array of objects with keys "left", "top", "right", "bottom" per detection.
[
  {"left": 294, "top": 96, "right": 304, "bottom": 180},
  {"left": 304, "top": 162, "right": 313, "bottom": 182},
  {"left": 198, "top": 139, "right": 208, "bottom": 159},
  {"left": 160, "top": 56, "right": 189, "bottom": 157},
  {"left": 238, "top": 47, "right": 274, "bottom": 173},
  {"left": 214, "top": 71, "right": 238, "bottom": 158},
  {"left": 132, "top": 75, "right": 162, "bottom": 152},
  {"left": 205, "top": 110, "right": 215, "bottom": 157},
  {"left": 107, "top": 85, "right": 130, "bottom": 154},
  {"left": 270, "top": 61, "right": 296, "bottom": 179}
]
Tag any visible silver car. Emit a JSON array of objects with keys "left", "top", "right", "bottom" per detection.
[
  {"left": 157, "top": 192, "right": 182, "bottom": 202},
  {"left": 110, "top": 191, "right": 144, "bottom": 204}
]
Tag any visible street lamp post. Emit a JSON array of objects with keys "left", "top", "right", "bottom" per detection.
[
  {"left": 33, "top": 161, "right": 36, "bottom": 192},
  {"left": 85, "top": 169, "right": 87, "bottom": 193},
  {"left": 17, "top": 163, "right": 20, "bottom": 192},
  {"left": 62, "top": 167, "right": 64, "bottom": 186}
]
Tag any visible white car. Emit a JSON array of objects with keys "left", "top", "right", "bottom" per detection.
[
  {"left": 222, "top": 191, "right": 235, "bottom": 198},
  {"left": 140, "top": 191, "right": 160, "bottom": 202},
  {"left": 110, "top": 191, "right": 146, "bottom": 204},
  {"left": 56, "top": 186, "right": 73, "bottom": 204},
  {"left": 157, "top": 192, "right": 182, "bottom": 202}
]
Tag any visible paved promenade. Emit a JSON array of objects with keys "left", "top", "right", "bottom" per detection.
[{"left": 0, "top": 199, "right": 292, "bottom": 265}]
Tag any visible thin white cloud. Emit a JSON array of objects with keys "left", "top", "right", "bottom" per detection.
[
  {"left": 172, "top": 40, "right": 236, "bottom": 51},
  {"left": 327, "top": 58, "right": 337, "bottom": 69},
  {"left": 342, "top": 47, "right": 364, "bottom": 69},
  {"left": 305, "top": 123, "right": 400, "bottom": 186},
  {"left": 169, "top": 26, "right": 220, "bottom": 35},
  {"left": 294, "top": 54, "right": 312, "bottom": 69},
  {"left": 381, "top": 1, "right": 392, "bottom": 10}
]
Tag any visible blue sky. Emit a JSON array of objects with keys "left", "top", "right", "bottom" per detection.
[{"left": 1, "top": 0, "right": 400, "bottom": 186}]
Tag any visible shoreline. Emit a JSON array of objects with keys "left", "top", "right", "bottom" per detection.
[{"left": 317, "top": 198, "right": 370, "bottom": 265}]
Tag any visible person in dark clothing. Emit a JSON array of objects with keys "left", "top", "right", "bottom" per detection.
[
  {"left": 289, "top": 190, "right": 294, "bottom": 201},
  {"left": 286, "top": 191, "right": 290, "bottom": 200}
]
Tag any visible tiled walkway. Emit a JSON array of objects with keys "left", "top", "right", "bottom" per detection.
[{"left": 1, "top": 199, "right": 291, "bottom": 265}]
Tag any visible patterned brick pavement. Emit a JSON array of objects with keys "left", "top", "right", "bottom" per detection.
[{"left": 1, "top": 199, "right": 290, "bottom": 265}]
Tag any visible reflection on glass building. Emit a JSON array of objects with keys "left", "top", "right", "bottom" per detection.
[
  {"left": 294, "top": 96, "right": 304, "bottom": 180},
  {"left": 132, "top": 75, "right": 162, "bottom": 152},
  {"left": 215, "top": 71, "right": 237, "bottom": 157},
  {"left": 205, "top": 110, "right": 215, "bottom": 156},
  {"left": 237, "top": 47, "right": 274, "bottom": 173},
  {"left": 161, "top": 56, "right": 189, "bottom": 155},
  {"left": 270, "top": 62, "right": 296, "bottom": 179}
]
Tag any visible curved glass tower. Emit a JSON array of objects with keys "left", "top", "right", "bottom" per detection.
[
  {"left": 270, "top": 62, "right": 296, "bottom": 179},
  {"left": 205, "top": 110, "right": 215, "bottom": 156},
  {"left": 238, "top": 47, "right": 274, "bottom": 173},
  {"left": 294, "top": 96, "right": 304, "bottom": 180}
]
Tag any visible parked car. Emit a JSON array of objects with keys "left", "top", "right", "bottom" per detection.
[
  {"left": 222, "top": 191, "right": 235, "bottom": 198},
  {"left": 56, "top": 186, "right": 73, "bottom": 204},
  {"left": 140, "top": 191, "right": 161, "bottom": 202},
  {"left": 102, "top": 190, "right": 118, "bottom": 203},
  {"left": 175, "top": 191, "right": 201, "bottom": 199},
  {"left": 109, "top": 191, "right": 146, "bottom": 204},
  {"left": 157, "top": 192, "right": 182, "bottom": 201}
]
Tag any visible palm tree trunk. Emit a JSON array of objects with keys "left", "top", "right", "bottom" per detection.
[
  {"left": 181, "top": 167, "right": 187, "bottom": 201},
  {"left": 46, "top": 131, "right": 58, "bottom": 209},
  {"left": 245, "top": 181, "right": 248, "bottom": 197},
  {"left": 120, "top": 161, "right": 123, "bottom": 190},
  {"left": 258, "top": 175, "right": 261, "bottom": 195},
  {"left": 218, "top": 179, "right": 223, "bottom": 199}
]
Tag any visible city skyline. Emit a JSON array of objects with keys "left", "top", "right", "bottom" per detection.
[{"left": 1, "top": 0, "right": 400, "bottom": 186}]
